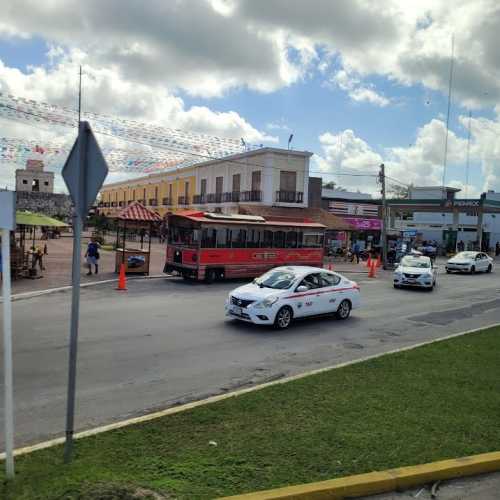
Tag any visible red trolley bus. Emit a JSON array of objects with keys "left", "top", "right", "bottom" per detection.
[{"left": 164, "top": 210, "right": 326, "bottom": 282}]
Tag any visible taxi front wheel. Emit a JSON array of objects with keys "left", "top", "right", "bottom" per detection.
[
  {"left": 336, "top": 300, "right": 351, "bottom": 320},
  {"left": 274, "top": 306, "right": 293, "bottom": 330}
]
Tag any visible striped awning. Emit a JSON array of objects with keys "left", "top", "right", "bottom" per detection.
[{"left": 116, "top": 201, "right": 162, "bottom": 222}]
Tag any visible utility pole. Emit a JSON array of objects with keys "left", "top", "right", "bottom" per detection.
[{"left": 379, "top": 163, "right": 388, "bottom": 269}]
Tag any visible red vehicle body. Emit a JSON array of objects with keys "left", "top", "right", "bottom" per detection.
[{"left": 164, "top": 210, "right": 326, "bottom": 282}]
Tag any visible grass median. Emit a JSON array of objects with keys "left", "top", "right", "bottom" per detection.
[{"left": 2, "top": 326, "right": 500, "bottom": 499}]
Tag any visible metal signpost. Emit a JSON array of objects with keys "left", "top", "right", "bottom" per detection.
[
  {"left": 0, "top": 190, "right": 16, "bottom": 478},
  {"left": 62, "top": 121, "right": 108, "bottom": 462}
]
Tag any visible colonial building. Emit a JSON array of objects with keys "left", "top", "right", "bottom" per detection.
[
  {"left": 16, "top": 159, "right": 54, "bottom": 193},
  {"left": 98, "top": 147, "right": 312, "bottom": 217}
]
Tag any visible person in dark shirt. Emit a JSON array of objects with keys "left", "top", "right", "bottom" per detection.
[{"left": 85, "top": 238, "right": 100, "bottom": 275}]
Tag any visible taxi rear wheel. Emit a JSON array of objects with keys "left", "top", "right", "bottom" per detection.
[
  {"left": 470, "top": 265, "right": 476, "bottom": 274},
  {"left": 336, "top": 299, "right": 351, "bottom": 320},
  {"left": 487, "top": 264, "right": 492, "bottom": 273},
  {"left": 274, "top": 306, "right": 293, "bottom": 329}
]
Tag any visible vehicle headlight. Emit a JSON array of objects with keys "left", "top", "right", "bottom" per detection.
[{"left": 255, "top": 296, "right": 279, "bottom": 309}]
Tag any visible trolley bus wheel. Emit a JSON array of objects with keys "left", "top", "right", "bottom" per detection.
[{"left": 205, "top": 269, "right": 217, "bottom": 284}]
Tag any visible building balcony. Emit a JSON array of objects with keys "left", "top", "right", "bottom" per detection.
[
  {"left": 162, "top": 197, "right": 172, "bottom": 206},
  {"left": 178, "top": 196, "right": 190, "bottom": 205},
  {"left": 222, "top": 191, "right": 241, "bottom": 202},
  {"left": 275, "top": 191, "right": 304, "bottom": 203},
  {"left": 241, "top": 190, "right": 262, "bottom": 202},
  {"left": 149, "top": 198, "right": 158, "bottom": 207},
  {"left": 206, "top": 193, "right": 223, "bottom": 204},
  {"left": 193, "top": 194, "right": 206, "bottom": 204}
]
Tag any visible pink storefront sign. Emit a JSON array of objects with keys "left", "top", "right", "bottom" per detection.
[{"left": 343, "top": 217, "right": 382, "bottom": 230}]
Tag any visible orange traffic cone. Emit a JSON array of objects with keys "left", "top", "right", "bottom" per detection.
[
  {"left": 368, "top": 260, "right": 376, "bottom": 278},
  {"left": 116, "top": 263, "right": 127, "bottom": 291},
  {"left": 375, "top": 254, "right": 382, "bottom": 268},
  {"left": 366, "top": 256, "right": 372, "bottom": 268}
]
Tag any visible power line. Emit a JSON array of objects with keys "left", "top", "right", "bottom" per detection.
[{"left": 0, "top": 104, "right": 380, "bottom": 179}]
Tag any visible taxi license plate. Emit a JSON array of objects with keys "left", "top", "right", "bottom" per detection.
[{"left": 231, "top": 306, "right": 243, "bottom": 316}]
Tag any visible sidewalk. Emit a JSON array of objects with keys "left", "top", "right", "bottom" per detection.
[
  {"left": 2, "top": 238, "right": 390, "bottom": 297},
  {"left": 1, "top": 232, "right": 167, "bottom": 296}
]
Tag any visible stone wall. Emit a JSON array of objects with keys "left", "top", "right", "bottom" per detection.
[{"left": 16, "top": 191, "right": 73, "bottom": 220}]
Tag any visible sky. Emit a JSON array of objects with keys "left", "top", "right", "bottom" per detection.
[{"left": 1, "top": 0, "right": 500, "bottom": 197}]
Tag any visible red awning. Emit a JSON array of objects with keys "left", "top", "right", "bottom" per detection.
[{"left": 116, "top": 201, "right": 162, "bottom": 222}]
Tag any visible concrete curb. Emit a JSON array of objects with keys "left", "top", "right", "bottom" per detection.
[
  {"left": 0, "top": 274, "right": 172, "bottom": 303},
  {"left": 218, "top": 452, "right": 500, "bottom": 499},
  {"left": 1, "top": 322, "right": 498, "bottom": 461}
]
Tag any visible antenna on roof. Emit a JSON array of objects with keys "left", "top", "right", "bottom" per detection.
[{"left": 288, "top": 134, "right": 294, "bottom": 150}]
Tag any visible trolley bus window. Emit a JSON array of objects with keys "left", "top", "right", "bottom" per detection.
[
  {"left": 230, "top": 228, "right": 246, "bottom": 248},
  {"left": 201, "top": 228, "right": 217, "bottom": 248},
  {"left": 273, "top": 231, "right": 286, "bottom": 248},
  {"left": 168, "top": 226, "right": 199, "bottom": 247},
  {"left": 262, "top": 230, "right": 273, "bottom": 248},
  {"left": 247, "top": 229, "right": 262, "bottom": 248},
  {"left": 303, "top": 233, "right": 324, "bottom": 248},
  {"left": 286, "top": 230, "right": 299, "bottom": 248}
]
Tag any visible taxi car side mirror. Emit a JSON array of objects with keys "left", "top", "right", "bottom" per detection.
[{"left": 296, "top": 285, "right": 309, "bottom": 293}]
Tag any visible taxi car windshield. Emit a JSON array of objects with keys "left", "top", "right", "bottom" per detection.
[
  {"left": 455, "top": 251, "right": 477, "bottom": 259},
  {"left": 401, "top": 256, "right": 430, "bottom": 268},
  {"left": 254, "top": 270, "right": 297, "bottom": 289}
]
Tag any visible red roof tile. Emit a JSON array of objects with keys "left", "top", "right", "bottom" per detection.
[{"left": 116, "top": 201, "right": 162, "bottom": 222}]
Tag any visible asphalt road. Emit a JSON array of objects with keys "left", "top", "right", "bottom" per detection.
[
  {"left": 358, "top": 471, "right": 500, "bottom": 500},
  {"left": 1, "top": 268, "right": 500, "bottom": 449}
]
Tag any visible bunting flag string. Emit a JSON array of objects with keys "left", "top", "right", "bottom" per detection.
[
  {"left": 0, "top": 137, "right": 196, "bottom": 173},
  {"left": 0, "top": 93, "right": 258, "bottom": 173}
]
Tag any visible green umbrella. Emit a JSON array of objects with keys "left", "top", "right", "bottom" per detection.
[{"left": 16, "top": 211, "right": 69, "bottom": 227}]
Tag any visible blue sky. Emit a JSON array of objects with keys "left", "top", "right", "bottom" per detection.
[{"left": 0, "top": 0, "right": 499, "bottom": 196}]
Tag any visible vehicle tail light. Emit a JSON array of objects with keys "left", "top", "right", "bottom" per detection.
[{"left": 352, "top": 282, "right": 360, "bottom": 290}]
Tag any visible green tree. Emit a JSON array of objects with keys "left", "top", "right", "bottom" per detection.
[
  {"left": 388, "top": 183, "right": 411, "bottom": 199},
  {"left": 322, "top": 181, "right": 346, "bottom": 191}
]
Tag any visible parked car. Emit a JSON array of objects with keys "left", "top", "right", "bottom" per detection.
[
  {"left": 445, "top": 251, "right": 493, "bottom": 274},
  {"left": 225, "top": 266, "right": 361, "bottom": 329},
  {"left": 393, "top": 255, "right": 437, "bottom": 290}
]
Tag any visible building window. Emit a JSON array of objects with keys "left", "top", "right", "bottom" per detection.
[
  {"left": 200, "top": 178, "right": 207, "bottom": 195},
  {"left": 44, "top": 181, "right": 49, "bottom": 186},
  {"left": 169, "top": 184, "right": 173, "bottom": 200},
  {"left": 232, "top": 173, "right": 241, "bottom": 193},
  {"left": 215, "top": 176, "right": 223, "bottom": 194},
  {"left": 280, "top": 171, "right": 297, "bottom": 192},
  {"left": 22, "top": 179, "right": 28, "bottom": 185},
  {"left": 184, "top": 181, "right": 189, "bottom": 201},
  {"left": 32, "top": 179, "right": 40, "bottom": 192},
  {"left": 251, "top": 171, "right": 261, "bottom": 191}
]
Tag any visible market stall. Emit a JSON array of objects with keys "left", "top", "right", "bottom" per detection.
[
  {"left": 14, "top": 211, "right": 69, "bottom": 279},
  {"left": 113, "top": 201, "right": 162, "bottom": 275}
]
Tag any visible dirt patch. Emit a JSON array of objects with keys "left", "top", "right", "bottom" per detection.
[{"left": 59, "top": 483, "right": 170, "bottom": 500}]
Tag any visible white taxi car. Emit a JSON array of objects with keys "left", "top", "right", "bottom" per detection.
[
  {"left": 225, "top": 266, "right": 361, "bottom": 329},
  {"left": 446, "top": 251, "right": 493, "bottom": 274},
  {"left": 393, "top": 255, "right": 437, "bottom": 290}
]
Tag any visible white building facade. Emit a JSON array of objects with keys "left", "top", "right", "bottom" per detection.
[{"left": 192, "top": 147, "right": 312, "bottom": 213}]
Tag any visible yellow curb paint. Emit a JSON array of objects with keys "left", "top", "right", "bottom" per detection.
[
  {"left": 219, "top": 452, "right": 500, "bottom": 500},
  {"left": 1, "top": 322, "right": 499, "bottom": 461}
]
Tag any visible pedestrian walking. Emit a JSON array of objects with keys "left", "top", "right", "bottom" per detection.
[
  {"left": 352, "top": 242, "right": 361, "bottom": 264},
  {"left": 31, "top": 245, "right": 45, "bottom": 271},
  {"left": 85, "top": 238, "right": 100, "bottom": 275}
]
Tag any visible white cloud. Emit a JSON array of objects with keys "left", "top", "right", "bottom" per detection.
[
  {"left": 331, "top": 69, "right": 390, "bottom": 107},
  {"left": 315, "top": 119, "right": 475, "bottom": 195},
  {"left": 2, "top": 0, "right": 500, "bottom": 108}
]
